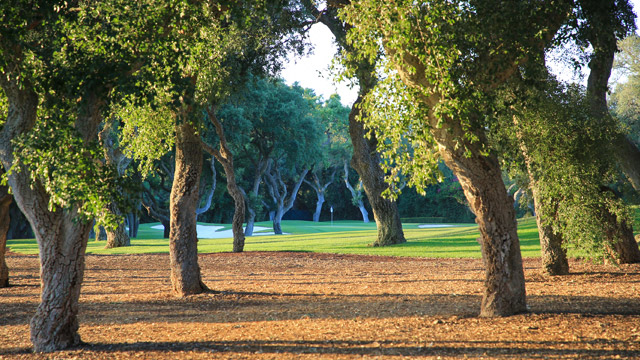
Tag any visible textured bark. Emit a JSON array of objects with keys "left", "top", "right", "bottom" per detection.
[
  {"left": 0, "top": 76, "right": 103, "bottom": 351},
  {"left": 349, "top": 94, "right": 405, "bottom": 246},
  {"left": 104, "top": 202, "right": 130, "bottom": 248},
  {"left": 439, "top": 138, "right": 527, "bottom": 317},
  {"left": 603, "top": 207, "right": 640, "bottom": 263},
  {"left": 0, "top": 179, "right": 11, "bottom": 288},
  {"left": 391, "top": 50, "right": 527, "bottom": 316},
  {"left": 205, "top": 109, "right": 246, "bottom": 253},
  {"left": 617, "top": 137, "right": 640, "bottom": 191},
  {"left": 169, "top": 121, "right": 207, "bottom": 296},
  {"left": 196, "top": 156, "right": 216, "bottom": 219},
  {"left": 304, "top": 0, "right": 405, "bottom": 246}
]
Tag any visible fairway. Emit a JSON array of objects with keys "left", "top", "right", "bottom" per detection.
[{"left": 6, "top": 218, "right": 542, "bottom": 258}]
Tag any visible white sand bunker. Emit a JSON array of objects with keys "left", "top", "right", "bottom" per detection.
[
  {"left": 150, "top": 224, "right": 282, "bottom": 238},
  {"left": 418, "top": 224, "right": 454, "bottom": 228}
]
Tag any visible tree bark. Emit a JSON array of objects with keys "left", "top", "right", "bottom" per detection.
[
  {"left": 0, "top": 176, "right": 11, "bottom": 288},
  {"left": 441, "top": 140, "right": 526, "bottom": 316},
  {"left": 243, "top": 158, "right": 268, "bottom": 236},
  {"left": 204, "top": 108, "right": 246, "bottom": 253},
  {"left": 304, "top": 169, "right": 335, "bottom": 222},
  {"left": 169, "top": 120, "right": 207, "bottom": 296},
  {"left": 104, "top": 202, "right": 130, "bottom": 248},
  {"left": 0, "top": 76, "right": 103, "bottom": 351}
]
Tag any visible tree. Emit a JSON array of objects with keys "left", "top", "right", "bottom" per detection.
[
  {"left": 342, "top": 0, "right": 572, "bottom": 316},
  {"left": 302, "top": 0, "right": 406, "bottom": 246},
  {"left": 343, "top": 160, "right": 369, "bottom": 222},
  {"left": 304, "top": 94, "right": 350, "bottom": 222},
  {"left": 203, "top": 108, "right": 246, "bottom": 252},
  {"left": 0, "top": 1, "right": 180, "bottom": 351},
  {"left": 98, "top": 119, "right": 132, "bottom": 248},
  {"left": 579, "top": 0, "right": 640, "bottom": 263}
]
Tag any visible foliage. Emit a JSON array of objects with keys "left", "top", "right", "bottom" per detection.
[
  {"left": 496, "top": 77, "right": 629, "bottom": 261},
  {"left": 611, "top": 34, "right": 640, "bottom": 146},
  {"left": 339, "top": 0, "right": 570, "bottom": 197}
]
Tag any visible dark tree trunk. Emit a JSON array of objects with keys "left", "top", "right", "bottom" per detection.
[
  {"left": 205, "top": 108, "right": 246, "bottom": 253},
  {"left": 349, "top": 93, "right": 405, "bottom": 246},
  {"left": 162, "top": 220, "right": 170, "bottom": 239},
  {"left": 272, "top": 207, "right": 284, "bottom": 235},
  {"left": 0, "top": 179, "right": 11, "bottom": 288},
  {"left": 169, "top": 120, "right": 207, "bottom": 296},
  {"left": 243, "top": 159, "right": 267, "bottom": 236}
]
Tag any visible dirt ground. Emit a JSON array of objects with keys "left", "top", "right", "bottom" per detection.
[{"left": 1, "top": 251, "right": 640, "bottom": 359}]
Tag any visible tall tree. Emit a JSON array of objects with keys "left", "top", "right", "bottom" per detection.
[
  {"left": 342, "top": 0, "right": 572, "bottom": 316},
  {"left": 579, "top": 0, "right": 640, "bottom": 263},
  {"left": 301, "top": 0, "right": 406, "bottom": 246},
  {"left": 98, "top": 119, "right": 132, "bottom": 248},
  {"left": 0, "top": 1, "right": 180, "bottom": 351}
]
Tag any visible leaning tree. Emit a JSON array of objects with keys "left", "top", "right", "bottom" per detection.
[{"left": 341, "top": 0, "right": 573, "bottom": 316}]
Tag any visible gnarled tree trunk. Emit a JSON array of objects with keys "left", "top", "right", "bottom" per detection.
[
  {"left": 205, "top": 108, "right": 246, "bottom": 253},
  {"left": 170, "top": 120, "right": 207, "bottom": 296},
  {"left": 0, "top": 77, "right": 103, "bottom": 351},
  {"left": 344, "top": 161, "right": 370, "bottom": 223},
  {"left": 437, "top": 133, "right": 526, "bottom": 317}
]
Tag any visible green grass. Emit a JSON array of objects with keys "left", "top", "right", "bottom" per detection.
[{"left": 6, "top": 217, "right": 543, "bottom": 258}]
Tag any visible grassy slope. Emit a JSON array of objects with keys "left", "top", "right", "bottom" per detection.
[{"left": 7, "top": 217, "right": 542, "bottom": 258}]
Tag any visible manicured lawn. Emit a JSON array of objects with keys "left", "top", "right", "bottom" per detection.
[{"left": 6, "top": 217, "right": 543, "bottom": 258}]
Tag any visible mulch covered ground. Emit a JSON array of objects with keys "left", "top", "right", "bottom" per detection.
[{"left": 1, "top": 251, "right": 640, "bottom": 359}]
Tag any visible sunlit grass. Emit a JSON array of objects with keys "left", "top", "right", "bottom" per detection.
[{"left": 7, "top": 217, "right": 544, "bottom": 258}]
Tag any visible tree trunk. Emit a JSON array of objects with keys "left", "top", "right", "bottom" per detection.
[
  {"left": 344, "top": 163, "right": 370, "bottom": 223},
  {"left": 169, "top": 121, "right": 207, "bottom": 296},
  {"left": 313, "top": 193, "right": 325, "bottom": 222},
  {"left": 514, "top": 118, "right": 569, "bottom": 275},
  {"left": 273, "top": 207, "right": 284, "bottom": 235},
  {"left": 532, "top": 192, "right": 568, "bottom": 275},
  {"left": 439, "top": 141, "right": 526, "bottom": 316},
  {"left": 104, "top": 202, "right": 130, "bottom": 248},
  {"left": 583, "top": 0, "right": 640, "bottom": 263},
  {"left": 304, "top": 1, "right": 404, "bottom": 245},
  {"left": 245, "top": 208, "right": 256, "bottom": 236},
  {"left": 349, "top": 94, "right": 405, "bottom": 246},
  {"left": 357, "top": 202, "right": 370, "bottom": 223},
  {"left": 0, "top": 78, "right": 102, "bottom": 351},
  {"left": 205, "top": 108, "right": 246, "bottom": 252},
  {"left": 0, "top": 181, "right": 11, "bottom": 288}
]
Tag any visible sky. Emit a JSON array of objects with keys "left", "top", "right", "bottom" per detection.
[{"left": 280, "top": 2, "right": 640, "bottom": 106}]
